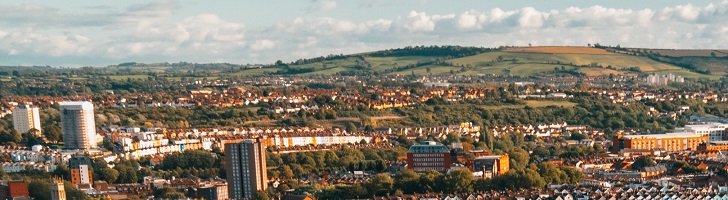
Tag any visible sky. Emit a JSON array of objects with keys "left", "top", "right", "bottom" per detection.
[{"left": 0, "top": 0, "right": 727, "bottom": 67}]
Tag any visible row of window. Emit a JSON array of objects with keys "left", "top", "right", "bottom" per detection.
[
  {"left": 413, "top": 158, "right": 444, "bottom": 162},
  {"left": 411, "top": 153, "right": 445, "bottom": 157},
  {"left": 413, "top": 162, "right": 444, "bottom": 167},
  {"left": 414, "top": 167, "right": 445, "bottom": 171}
]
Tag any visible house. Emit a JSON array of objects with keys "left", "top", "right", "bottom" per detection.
[{"left": 547, "top": 93, "right": 568, "bottom": 98}]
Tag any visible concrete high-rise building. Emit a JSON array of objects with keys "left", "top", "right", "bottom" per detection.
[
  {"left": 51, "top": 178, "right": 66, "bottom": 200},
  {"left": 12, "top": 104, "right": 41, "bottom": 136},
  {"left": 225, "top": 138, "right": 267, "bottom": 200},
  {"left": 59, "top": 101, "right": 97, "bottom": 149},
  {"left": 69, "top": 157, "right": 93, "bottom": 186}
]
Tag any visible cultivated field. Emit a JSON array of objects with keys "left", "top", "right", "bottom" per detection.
[
  {"left": 109, "top": 75, "right": 150, "bottom": 80},
  {"left": 481, "top": 100, "right": 577, "bottom": 110},
  {"left": 628, "top": 49, "right": 728, "bottom": 57},
  {"left": 449, "top": 51, "right": 687, "bottom": 74},
  {"left": 505, "top": 46, "right": 615, "bottom": 55},
  {"left": 364, "top": 56, "right": 438, "bottom": 71},
  {"left": 231, "top": 67, "right": 280, "bottom": 76},
  {"left": 228, "top": 46, "right": 725, "bottom": 79},
  {"left": 578, "top": 68, "right": 624, "bottom": 76}
]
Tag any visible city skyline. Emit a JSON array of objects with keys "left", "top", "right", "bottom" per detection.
[{"left": 0, "top": 1, "right": 727, "bottom": 66}]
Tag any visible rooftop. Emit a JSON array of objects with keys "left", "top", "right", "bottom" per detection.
[
  {"left": 59, "top": 101, "right": 94, "bottom": 109},
  {"left": 408, "top": 141, "right": 448, "bottom": 153},
  {"left": 475, "top": 155, "right": 505, "bottom": 160},
  {"left": 622, "top": 132, "right": 706, "bottom": 139}
]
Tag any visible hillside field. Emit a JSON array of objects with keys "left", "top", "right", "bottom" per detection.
[
  {"left": 505, "top": 46, "right": 615, "bottom": 55},
  {"left": 226, "top": 46, "right": 724, "bottom": 79}
]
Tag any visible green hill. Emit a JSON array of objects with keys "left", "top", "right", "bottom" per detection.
[{"left": 228, "top": 46, "right": 725, "bottom": 79}]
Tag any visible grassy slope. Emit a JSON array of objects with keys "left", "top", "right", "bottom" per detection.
[
  {"left": 447, "top": 51, "right": 716, "bottom": 79},
  {"left": 228, "top": 47, "right": 722, "bottom": 79},
  {"left": 481, "top": 100, "right": 578, "bottom": 110}
]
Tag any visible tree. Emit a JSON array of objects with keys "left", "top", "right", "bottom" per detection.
[
  {"left": 368, "top": 174, "right": 394, "bottom": 196},
  {"left": 394, "top": 169, "right": 420, "bottom": 194},
  {"left": 559, "top": 166, "right": 584, "bottom": 184},
  {"left": 509, "top": 149, "right": 530, "bottom": 171},
  {"left": 520, "top": 169, "right": 546, "bottom": 188},
  {"left": 569, "top": 133, "right": 587, "bottom": 140},
  {"left": 445, "top": 168, "right": 473, "bottom": 193},
  {"left": 52, "top": 163, "right": 71, "bottom": 180},
  {"left": 345, "top": 122, "right": 358, "bottom": 133},
  {"left": 154, "top": 187, "right": 185, "bottom": 199},
  {"left": 253, "top": 190, "right": 270, "bottom": 200},
  {"left": 64, "top": 182, "right": 89, "bottom": 200},
  {"left": 324, "top": 151, "right": 339, "bottom": 168},
  {"left": 631, "top": 157, "right": 656, "bottom": 170},
  {"left": 115, "top": 166, "right": 137, "bottom": 183},
  {"left": 0, "top": 167, "right": 6, "bottom": 180},
  {"left": 43, "top": 124, "right": 62, "bottom": 142},
  {"left": 27, "top": 178, "right": 51, "bottom": 200},
  {"left": 418, "top": 170, "right": 441, "bottom": 193},
  {"left": 9, "top": 130, "right": 21, "bottom": 143},
  {"left": 480, "top": 130, "right": 494, "bottom": 151},
  {"left": 538, "top": 162, "right": 565, "bottom": 184},
  {"left": 290, "top": 164, "right": 306, "bottom": 177},
  {"left": 100, "top": 168, "right": 119, "bottom": 183}
]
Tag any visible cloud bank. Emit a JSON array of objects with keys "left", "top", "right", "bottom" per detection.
[{"left": 0, "top": 1, "right": 727, "bottom": 66}]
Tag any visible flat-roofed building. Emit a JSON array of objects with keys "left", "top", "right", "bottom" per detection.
[
  {"left": 697, "top": 141, "right": 728, "bottom": 151},
  {"left": 60, "top": 101, "right": 97, "bottom": 150},
  {"left": 406, "top": 141, "right": 451, "bottom": 173},
  {"left": 69, "top": 156, "right": 93, "bottom": 186},
  {"left": 612, "top": 133, "right": 708, "bottom": 153},
  {"left": 680, "top": 123, "right": 728, "bottom": 141},
  {"left": 12, "top": 104, "right": 41, "bottom": 136},
  {"left": 225, "top": 138, "right": 267, "bottom": 200},
  {"left": 473, "top": 154, "right": 510, "bottom": 179}
]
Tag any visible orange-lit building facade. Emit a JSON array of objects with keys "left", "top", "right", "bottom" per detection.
[
  {"left": 473, "top": 154, "right": 510, "bottom": 179},
  {"left": 612, "top": 133, "right": 708, "bottom": 153},
  {"left": 69, "top": 157, "right": 93, "bottom": 186},
  {"left": 697, "top": 141, "right": 728, "bottom": 151}
]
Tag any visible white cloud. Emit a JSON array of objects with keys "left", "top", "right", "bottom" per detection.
[
  {"left": 662, "top": 4, "right": 700, "bottom": 22},
  {"left": 306, "top": 0, "right": 337, "bottom": 12},
  {"left": 0, "top": 29, "right": 93, "bottom": 57},
  {"left": 251, "top": 39, "right": 276, "bottom": 50},
  {"left": 457, "top": 10, "right": 487, "bottom": 29},
  {"left": 518, "top": 7, "right": 545, "bottom": 29},
  {"left": 319, "top": 0, "right": 337, "bottom": 11},
  {"left": 277, "top": 17, "right": 389, "bottom": 35},
  {"left": 394, "top": 11, "right": 452, "bottom": 32},
  {"left": 2, "top": 1, "right": 728, "bottom": 66}
]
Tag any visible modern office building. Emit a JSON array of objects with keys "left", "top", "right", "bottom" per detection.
[
  {"left": 12, "top": 104, "right": 41, "bottom": 136},
  {"left": 473, "top": 154, "right": 510, "bottom": 179},
  {"left": 225, "top": 138, "right": 267, "bottom": 200},
  {"left": 406, "top": 141, "right": 452, "bottom": 173},
  {"left": 612, "top": 133, "right": 709, "bottom": 153},
  {"left": 677, "top": 123, "right": 728, "bottom": 141},
  {"left": 69, "top": 156, "right": 93, "bottom": 186},
  {"left": 59, "top": 101, "right": 97, "bottom": 149}
]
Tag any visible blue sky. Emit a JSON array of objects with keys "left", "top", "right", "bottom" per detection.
[{"left": 0, "top": 0, "right": 726, "bottom": 66}]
